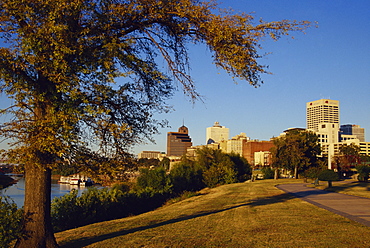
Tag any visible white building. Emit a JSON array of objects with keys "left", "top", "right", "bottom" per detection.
[
  {"left": 254, "top": 151, "right": 271, "bottom": 166},
  {"left": 306, "top": 99, "right": 339, "bottom": 132},
  {"left": 306, "top": 99, "right": 368, "bottom": 169},
  {"left": 138, "top": 151, "right": 161, "bottom": 159},
  {"left": 206, "top": 122, "right": 229, "bottom": 144},
  {"left": 322, "top": 139, "right": 370, "bottom": 160},
  {"left": 226, "top": 133, "right": 249, "bottom": 155}
]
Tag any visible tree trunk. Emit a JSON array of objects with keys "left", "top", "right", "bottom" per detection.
[
  {"left": 328, "top": 180, "right": 332, "bottom": 188},
  {"left": 274, "top": 168, "right": 279, "bottom": 180},
  {"left": 294, "top": 166, "right": 298, "bottom": 179},
  {"left": 15, "top": 164, "right": 59, "bottom": 248}
]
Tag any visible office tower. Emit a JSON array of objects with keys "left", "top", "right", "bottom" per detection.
[
  {"left": 167, "top": 125, "right": 192, "bottom": 156},
  {"left": 306, "top": 99, "right": 339, "bottom": 132},
  {"left": 206, "top": 121, "right": 229, "bottom": 144},
  {"left": 340, "top": 124, "right": 365, "bottom": 142}
]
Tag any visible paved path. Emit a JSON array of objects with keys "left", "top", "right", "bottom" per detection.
[{"left": 277, "top": 183, "right": 370, "bottom": 227}]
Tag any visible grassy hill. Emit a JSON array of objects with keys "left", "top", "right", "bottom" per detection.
[{"left": 55, "top": 179, "right": 370, "bottom": 247}]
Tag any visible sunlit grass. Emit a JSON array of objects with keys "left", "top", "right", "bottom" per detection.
[{"left": 55, "top": 179, "right": 370, "bottom": 248}]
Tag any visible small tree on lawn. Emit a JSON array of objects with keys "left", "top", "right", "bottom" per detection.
[
  {"left": 356, "top": 165, "right": 370, "bottom": 182},
  {"left": 318, "top": 169, "right": 339, "bottom": 187}
]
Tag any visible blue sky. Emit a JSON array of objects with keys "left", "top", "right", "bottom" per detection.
[
  {"left": 133, "top": 0, "right": 370, "bottom": 154},
  {"left": 1, "top": 0, "right": 369, "bottom": 155}
]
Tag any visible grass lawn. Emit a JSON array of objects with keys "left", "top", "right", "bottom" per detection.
[{"left": 55, "top": 179, "right": 370, "bottom": 248}]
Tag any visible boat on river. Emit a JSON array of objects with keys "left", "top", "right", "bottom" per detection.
[{"left": 58, "top": 174, "right": 93, "bottom": 186}]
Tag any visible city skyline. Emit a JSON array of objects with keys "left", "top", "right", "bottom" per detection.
[
  {"left": 132, "top": 0, "right": 370, "bottom": 155},
  {"left": 0, "top": 1, "right": 369, "bottom": 155}
]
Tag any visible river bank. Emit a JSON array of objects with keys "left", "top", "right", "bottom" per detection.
[{"left": 0, "top": 174, "right": 18, "bottom": 189}]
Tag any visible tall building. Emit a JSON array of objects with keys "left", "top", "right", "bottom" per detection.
[
  {"left": 206, "top": 122, "right": 229, "bottom": 144},
  {"left": 167, "top": 125, "right": 192, "bottom": 157},
  {"left": 340, "top": 124, "right": 365, "bottom": 142},
  {"left": 306, "top": 99, "right": 339, "bottom": 132}
]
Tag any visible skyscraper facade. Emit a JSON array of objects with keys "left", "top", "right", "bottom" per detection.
[
  {"left": 167, "top": 125, "right": 192, "bottom": 156},
  {"left": 340, "top": 124, "right": 365, "bottom": 142},
  {"left": 306, "top": 99, "right": 339, "bottom": 132},
  {"left": 206, "top": 122, "right": 229, "bottom": 144}
]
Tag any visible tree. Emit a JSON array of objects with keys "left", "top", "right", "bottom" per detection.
[
  {"left": 0, "top": 0, "right": 310, "bottom": 246},
  {"left": 159, "top": 157, "right": 170, "bottom": 171},
  {"left": 261, "top": 167, "right": 274, "bottom": 179},
  {"left": 228, "top": 152, "right": 252, "bottom": 182},
  {"left": 170, "top": 161, "right": 204, "bottom": 193},
  {"left": 318, "top": 169, "right": 339, "bottom": 187},
  {"left": 356, "top": 165, "right": 370, "bottom": 182},
  {"left": 333, "top": 143, "right": 361, "bottom": 178},
  {"left": 136, "top": 167, "right": 172, "bottom": 192},
  {"left": 195, "top": 147, "right": 244, "bottom": 187},
  {"left": 271, "top": 129, "right": 321, "bottom": 179}
]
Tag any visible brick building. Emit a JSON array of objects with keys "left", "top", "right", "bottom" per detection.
[
  {"left": 242, "top": 140, "right": 274, "bottom": 166},
  {"left": 167, "top": 125, "right": 192, "bottom": 157}
]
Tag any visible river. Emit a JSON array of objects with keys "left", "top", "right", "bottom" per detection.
[{"left": 0, "top": 175, "right": 92, "bottom": 207}]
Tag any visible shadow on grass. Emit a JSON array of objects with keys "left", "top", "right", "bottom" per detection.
[{"left": 59, "top": 192, "right": 295, "bottom": 248}]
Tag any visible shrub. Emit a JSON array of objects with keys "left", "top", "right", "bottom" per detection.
[
  {"left": 0, "top": 196, "right": 23, "bottom": 248},
  {"left": 228, "top": 153, "right": 252, "bottom": 182},
  {"left": 51, "top": 187, "right": 127, "bottom": 231},
  {"left": 202, "top": 163, "right": 237, "bottom": 188},
  {"left": 136, "top": 167, "right": 172, "bottom": 193},
  {"left": 51, "top": 185, "right": 173, "bottom": 231},
  {"left": 318, "top": 169, "right": 339, "bottom": 187},
  {"left": 51, "top": 189, "right": 82, "bottom": 231},
  {"left": 356, "top": 165, "right": 370, "bottom": 182},
  {"left": 301, "top": 166, "right": 323, "bottom": 184},
  {"left": 170, "top": 162, "right": 204, "bottom": 194},
  {"left": 261, "top": 167, "right": 274, "bottom": 179}
]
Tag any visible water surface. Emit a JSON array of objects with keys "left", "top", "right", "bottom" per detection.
[{"left": 0, "top": 175, "right": 91, "bottom": 207}]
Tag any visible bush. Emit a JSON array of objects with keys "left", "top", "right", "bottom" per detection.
[
  {"left": 356, "top": 165, "right": 370, "bottom": 182},
  {"left": 136, "top": 167, "right": 172, "bottom": 193},
  {"left": 318, "top": 169, "right": 339, "bottom": 187},
  {"left": 202, "top": 163, "right": 237, "bottom": 188},
  {"left": 170, "top": 162, "right": 204, "bottom": 194},
  {"left": 228, "top": 153, "right": 252, "bottom": 182},
  {"left": 261, "top": 167, "right": 274, "bottom": 179},
  {"left": 51, "top": 185, "right": 173, "bottom": 231},
  {"left": 0, "top": 196, "right": 23, "bottom": 248},
  {"left": 51, "top": 189, "right": 83, "bottom": 231},
  {"left": 51, "top": 187, "right": 127, "bottom": 231}
]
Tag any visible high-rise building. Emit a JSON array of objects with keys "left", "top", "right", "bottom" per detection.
[
  {"left": 167, "top": 125, "right": 192, "bottom": 156},
  {"left": 206, "top": 122, "right": 229, "bottom": 144},
  {"left": 306, "top": 99, "right": 339, "bottom": 132},
  {"left": 340, "top": 124, "right": 365, "bottom": 142}
]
